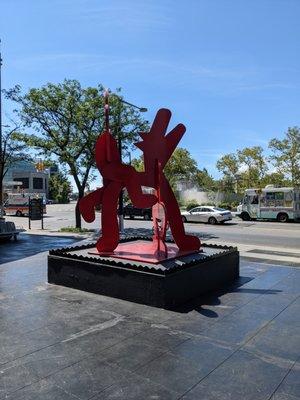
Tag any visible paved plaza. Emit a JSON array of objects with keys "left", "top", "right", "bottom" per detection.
[{"left": 0, "top": 234, "right": 299, "bottom": 400}]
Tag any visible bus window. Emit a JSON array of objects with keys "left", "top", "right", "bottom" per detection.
[
  {"left": 275, "top": 192, "right": 284, "bottom": 200},
  {"left": 266, "top": 192, "right": 275, "bottom": 207}
]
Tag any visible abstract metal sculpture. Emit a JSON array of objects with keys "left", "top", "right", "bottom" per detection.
[{"left": 79, "top": 92, "right": 200, "bottom": 260}]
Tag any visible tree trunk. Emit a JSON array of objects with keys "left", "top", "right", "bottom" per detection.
[{"left": 75, "top": 189, "right": 84, "bottom": 229}]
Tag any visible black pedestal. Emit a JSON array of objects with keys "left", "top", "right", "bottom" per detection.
[{"left": 48, "top": 237, "right": 239, "bottom": 309}]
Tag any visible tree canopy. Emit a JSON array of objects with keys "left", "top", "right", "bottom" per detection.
[
  {"left": 49, "top": 171, "right": 72, "bottom": 204},
  {"left": 269, "top": 127, "right": 300, "bottom": 186},
  {"left": 5, "top": 79, "right": 149, "bottom": 227}
]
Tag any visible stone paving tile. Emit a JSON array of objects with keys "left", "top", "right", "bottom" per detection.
[
  {"left": 48, "top": 355, "right": 134, "bottom": 400},
  {"left": 9, "top": 326, "right": 130, "bottom": 380},
  {"left": 245, "top": 310, "right": 300, "bottom": 364},
  {"left": 0, "top": 363, "right": 39, "bottom": 399},
  {"left": 198, "top": 291, "right": 298, "bottom": 347},
  {"left": 98, "top": 336, "right": 167, "bottom": 372},
  {"left": 0, "top": 247, "right": 299, "bottom": 399},
  {"left": 169, "top": 336, "right": 235, "bottom": 373},
  {"left": 134, "top": 351, "right": 206, "bottom": 394},
  {"left": 271, "top": 361, "right": 300, "bottom": 400},
  {"left": 182, "top": 350, "right": 293, "bottom": 400},
  {"left": 3, "top": 378, "right": 80, "bottom": 400},
  {"left": 135, "top": 324, "right": 191, "bottom": 350},
  {"left": 0, "top": 325, "right": 71, "bottom": 366},
  {"left": 92, "top": 373, "right": 180, "bottom": 400},
  {"left": 271, "top": 394, "right": 300, "bottom": 400}
]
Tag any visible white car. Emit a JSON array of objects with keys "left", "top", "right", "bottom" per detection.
[{"left": 181, "top": 206, "right": 232, "bottom": 224}]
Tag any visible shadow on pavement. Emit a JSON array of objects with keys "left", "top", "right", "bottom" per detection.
[
  {"left": 0, "top": 233, "right": 81, "bottom": 265},
  {"left": 175, "top": 275, "right": 282, "bottom": 317}
]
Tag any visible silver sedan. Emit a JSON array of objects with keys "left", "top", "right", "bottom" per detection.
[{"left": 181, "top": 206, "right": 232, "bottom": 224}]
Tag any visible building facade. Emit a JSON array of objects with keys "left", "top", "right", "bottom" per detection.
[{"left": 3, "top": 161, "right": 49, "bottom": 197}]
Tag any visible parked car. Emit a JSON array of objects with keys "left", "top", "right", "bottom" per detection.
[
  {"left": 123, "top": 204, "right": 152, "bottom": 220},
  {"left": 181, "top": 206, "right": 232, "bottom": 224}
]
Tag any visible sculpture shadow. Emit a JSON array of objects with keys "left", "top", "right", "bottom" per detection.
[{"left": 174, "top": 276, "right": 282, "bottom": 317}]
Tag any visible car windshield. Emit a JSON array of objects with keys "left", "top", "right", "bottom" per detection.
[{"left": 213, "top": 207, "right": 227, "bottom": 211}]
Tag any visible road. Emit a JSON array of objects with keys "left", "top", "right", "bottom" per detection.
[
  {"left": 4, "top": 202, "right": 300, "bottom": 248},
  {"left": 4, "top": 202, "right": 300, "bottom": 265}
]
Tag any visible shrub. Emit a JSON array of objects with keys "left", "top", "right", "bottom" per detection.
[
  {"left": 186, "top": 200, "right": 200, "bottom": 211},
  {"left": 218, "top": 202, "right": 232, "bottom": 210},
  {"left": 201, "top": 202, "right": 215, "bottom": 207}
]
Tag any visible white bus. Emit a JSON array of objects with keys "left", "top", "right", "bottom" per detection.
[{"left": 237, "top": 186, "right": 300, "bottom": 222}]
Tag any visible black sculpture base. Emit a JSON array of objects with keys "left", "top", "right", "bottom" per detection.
[{"left": 48, "top": 237, "right": 239, "bottom": 309}]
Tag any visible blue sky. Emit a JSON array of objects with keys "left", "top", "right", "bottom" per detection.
[{"left": 1, "top": 0, "right": 300, "bottom": 177}]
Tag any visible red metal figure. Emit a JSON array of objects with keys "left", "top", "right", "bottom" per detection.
[
  {"left": 135, "top": 108, "right": 200, "bottom": 253},
  {"left": 79, "top": 93, "right": 200, "bottom": 255}
]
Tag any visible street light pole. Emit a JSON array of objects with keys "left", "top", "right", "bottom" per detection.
[{"left": 114, "top": 95, "right": 147, "bottom": 234}]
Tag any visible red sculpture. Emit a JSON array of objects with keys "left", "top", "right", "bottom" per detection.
[{"left": 79, "top": 92, "right": 200, "bottom": 259}]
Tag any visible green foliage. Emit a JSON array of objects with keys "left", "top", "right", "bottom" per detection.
[
  {"left": 218, "top": 202, "right": 232, "bottom": 210},
  {"left": 164, "top": 148, "right": 198, "bottom": 188},
  {"left": 269, "top": 127, "right": 300, "bottom": 186},
  {"left": 185, "top": 200, "right": 200, "bottom": 211},
  {"left": 260, "top": 172, "right": 292, "bottom": 188},
  {"left": 216, "top": 154, "right": 240, "bottom": 193},
  {"left": 237, "top": 146, "right": 267, "bottom": 188},
  {"left": 4, "top": 80, "right": 148, "bottom": 227},
  {"left": 195, "top": 168, "right": 217, "bottom": 191},
  {"left": 133, "top": 147, "right": 199, "bottom": 188},
  {"left": 217, "top": 146, "right": 267, "bottom": 192},
  {"left": 49, "top": 172, "right": 72, "bottom": 203},
  {"left": 200, "top": 201, "right": 215, "bottom": 206}
]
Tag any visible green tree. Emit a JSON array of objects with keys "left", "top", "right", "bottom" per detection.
[
  {"left": 216, "top": 153, "right": 239, "bottom": 192},
  {"left": 269, "top": 127, "right": 300, "bottom": 186},
  {"left": 195, "top": 168, "right": 217, "bottom": 191},
  {"left": 5, "top": 80, "right": 148, "bottom": 227},
  {"left": 132, "top": 147, "right": 199, "bottom": 191},
  {"left": 237, "top": 146, "right": 267, "bottom": 188},
  {"left": 260, "top": 172, "right": 292, "bottom": 188},
  {"left": 164, "top": 148, "right": 198, "bottom": 188},
  {"left": 49, "top": 172, "right": 72, "bottom": 203}
]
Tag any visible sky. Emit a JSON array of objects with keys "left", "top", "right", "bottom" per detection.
[{"left": 1, "top": 0, "right": 300, "bottom": 179}]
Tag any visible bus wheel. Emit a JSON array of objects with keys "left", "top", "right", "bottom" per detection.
[
  {"left": 277, "top": 213, "right": 288, "bottom": 223},
  {"left": 241, "top": 212, "right": 250, "bottom": 221},
  {"left": 16, "top": 210, "right": 23, "bottom": 217}
]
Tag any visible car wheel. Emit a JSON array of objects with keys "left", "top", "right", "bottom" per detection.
[
  {"left": 16, "top": 210, "right": 23, "bottom": 217},
  {"left": 144, "top": 214, "right": 151, "bottom": 220},
  {"left": 182, "top": 216, "right": 187, "bottom": 223},
  {"left": 208, "top": 217, "right": 217, "bottom": 225},
  {"left": 241, "top": 212, "right": 251, "bottom": 221},
  {"left": 277, "top": 212, "right": 288, "bottom": 223}
]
